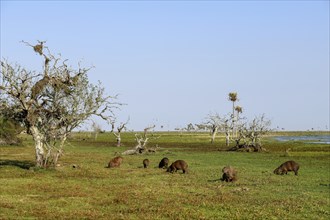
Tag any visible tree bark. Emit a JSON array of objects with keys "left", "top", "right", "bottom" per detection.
[
  {"left": 30, "top": 126, "right": 45, "bottom": 167},
  {"left": 211, "top": 127, "right": 218, "bottom": 144},
  {"left": 116, "top": 137, "right": 121, "bottom": 147},
  {"left": 225, "top": 132, "right": 230, "bottom": 147}
]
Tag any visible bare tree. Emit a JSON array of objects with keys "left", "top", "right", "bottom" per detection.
[
  {"left": 186, "top": 123, "right": 195, "bottom": 131},
  {"left": 0, "top": 41, "right": 118, "bottom": 167},
  {"left": 91, "top": 121, "right": 102, "bottom": 141},
  {"left": 194, "top": 123, "right": 209, "bottom": 131},
  {"left": 111, "top": 118, "right": 129, "bottom": 147},
  {"left": 229, "top": 114, "right": 271, "bottom": 152},
  {"left": 205, "top": 113, "right": 222, "bottom": 144},
  {"left": 122, "top": 125, "right": 158, "bottom": 155},
  {"left": 245, "top": 114, "right": 272, "bottom": 151},
  {"left": 222, "top": 117, "right": 232, "bottom": 147}
]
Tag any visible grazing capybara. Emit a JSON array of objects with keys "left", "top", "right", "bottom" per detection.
[
  {"left": 106, "top": 156, "right": 123, "bottom": 168},
  {"left": 221, "top": 166, "right": 237, "bottom": 182},
  {"left": 274, "top": 160, "right": 299, "bottom": 175},
  {"left": 159, "top": 157, "right": 169, "bottom": 169},
  {"left": 143, "top": 159, "right": 149, "bottom": 168},
  {"left": 167, "top": 160, "right": 188, "bottom": 174}
]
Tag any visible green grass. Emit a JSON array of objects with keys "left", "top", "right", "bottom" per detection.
[{"left": 0, "top": 132, "right": 329, "bottom": 219}]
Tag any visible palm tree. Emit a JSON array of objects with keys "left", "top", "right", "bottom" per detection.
[
  {"left": 228, "top": 92, "right": 238, "bottom": 138},
  {"left": 234, "top": 106, "right": 243, "bottom": 139},
  {"left": 235, "top": 106, "right": 243, "bottom": 119}
]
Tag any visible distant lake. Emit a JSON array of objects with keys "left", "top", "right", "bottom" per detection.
[{"left": 273, "top": 135, "right": 330, "bottom": 144}]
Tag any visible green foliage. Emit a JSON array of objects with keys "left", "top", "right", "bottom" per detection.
[
  {"left": 0, "top": 132, "right": 329, "bottom": 219},
  {"left": 0, "top": 116, "right": 22, "bottom": 145}
]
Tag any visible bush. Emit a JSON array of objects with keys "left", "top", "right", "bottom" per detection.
[{"left": 0, "top": 116, "right": 23, "bottom": 145}]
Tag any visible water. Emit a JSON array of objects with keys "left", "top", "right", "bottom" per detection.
[{"left": 273, "top": 135, "right": 330, "bottom": 144}]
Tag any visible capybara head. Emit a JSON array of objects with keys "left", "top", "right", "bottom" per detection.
[
  {"left": 167, "top": 160, "right": 188, "bottom": 174},
  {"left": 143, "top": 159, "right": 150, "bottom": 168},
  {"left": 274, "top": 160, "right": 299, "bottom": 175},
  {"left": 221, "top": 166, "right": 237, "bottom": 182},
  {"left": 159, "top": 157, "right": 169, "bottom": 169},
  {"left": 107, "top": 156, "right": 123, "bottom": 168}
]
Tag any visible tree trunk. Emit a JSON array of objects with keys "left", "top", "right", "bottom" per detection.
[
  {"left": 30, "top": 126, "right": 45, "bottom": 167},
  {"left": 116, "top": 136, "right": 121, "bottom": 147},
  {"left": 93, "top": 132, "right": 98, "bottom": 141},
  {"left": 211, "top": 127, "right": 218, "bottom": 144},
  {"left": 225, "top": 132, "right": 230, "bottom": 147},
  {"left": 232, "top": 102, "right": 235, "bottom": 138},
  {"left": 113, "top": 132, "right": 121, "bottom": 147},
  {"left": 53, "top": 135, "right": 67, "bottom": 166}
]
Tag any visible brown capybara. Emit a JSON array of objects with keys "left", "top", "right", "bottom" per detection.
[
  {"left": 159, "top": 157, "right": 169, "bottom": 169},
  {"left": 221, "top": 166, "right": 237, "bottom": 182},
  {"left": 167, "top": 160, "right": 188, "bottom": 174},
  {"left": 106, "top": 156, "right": 123, "bottom": 168},
  {"left": 143, "top": 159, "right": 149, "bottom": 168},
  {"left": 274, "top": 160, "right": 299, "bottom": 175}
]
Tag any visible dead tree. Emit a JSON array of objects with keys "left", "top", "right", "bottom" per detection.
[
  {"left": 245, "top": 114, "right": 271, "bottom": 151},
  {"left": 222, "top": 118, "right": 231, "bottom": 147},
  {"left": 91, "top": 121, "right": 102, "bottom": 141},
  {"left": 122, "top": 125, "right": 159, "bottom": 155},
  {"left": 111, "top": 118, "right": 129, "bottom": 147},
  {"left": 228, "top": 114, "right": 271, "bottom": 152},
  {"left": 205, "top": 113, "right": 221, "bottom": 144}
]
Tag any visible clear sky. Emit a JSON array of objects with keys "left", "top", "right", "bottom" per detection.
[{"left": 1, "top": 1, "right": 329, "bottom": 131}]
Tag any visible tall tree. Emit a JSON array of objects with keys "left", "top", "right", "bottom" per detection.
[
  {"left": 228, "top": 92, "right": 238, "bottom": 138},
  {"left": 0, "top": 41, "right": 117, "bottom": 167},
  {"left": 111, "top": 118, "right": 129, "bottom": 147}
]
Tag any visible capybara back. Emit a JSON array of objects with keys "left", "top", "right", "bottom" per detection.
[
  {"left": 143, "top": 159, "right": 149, "bottom": 168},
  {"left": 167, "top": 160, "right": 188, "bottom": 174},
  {"left": 221, "top": 166, "right": 237, "bottom": 182},
  {"left": 274, "top": 160, "right": 299, "bottom": 175},
  {"left": 159, "top": 157, "right": 169, "bottom": 169},
  {"left": 107, "top": 156, "right": 123, "bottom": 168}
]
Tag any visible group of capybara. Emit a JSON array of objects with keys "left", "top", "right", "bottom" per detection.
[
  {"left": 106, "top": 156, "right": 189, "bottom": 174},
  {"left": 221, "top": 160, "right": 300, "bottom": 182},
  {"left": 106, "top": 156, "right": 299, "bottom": 181}
]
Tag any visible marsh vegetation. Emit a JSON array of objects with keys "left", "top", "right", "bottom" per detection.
[{"left": 0, "top": 131, "right": 329, "bottom": 219}]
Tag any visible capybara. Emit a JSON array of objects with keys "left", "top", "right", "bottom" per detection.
[
  {"left": 167, "top": 160, "right": 188, "bottom": 174},
  {"left": 274, "top": 160, "right": 299, "bottom": 175},
  {"left": 221, "top": 166, "right": 237, "bottom": 182},
  {"left": 143, "top": 159, "right": 150, "bottom": 168},
  {"left": 107, "top": 156, "right": 123, "bottom": 168},
  {"left": 159, "top": 157, "right": 169, "bottom": 169}
]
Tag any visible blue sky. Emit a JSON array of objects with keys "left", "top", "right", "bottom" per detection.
[{"left": 1, "top": 1, "right": 329, "bottom": 131}]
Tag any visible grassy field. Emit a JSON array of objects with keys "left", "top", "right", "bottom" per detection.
[{"left": 0, "top": 132, "right": 329, "bottom": 219}]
